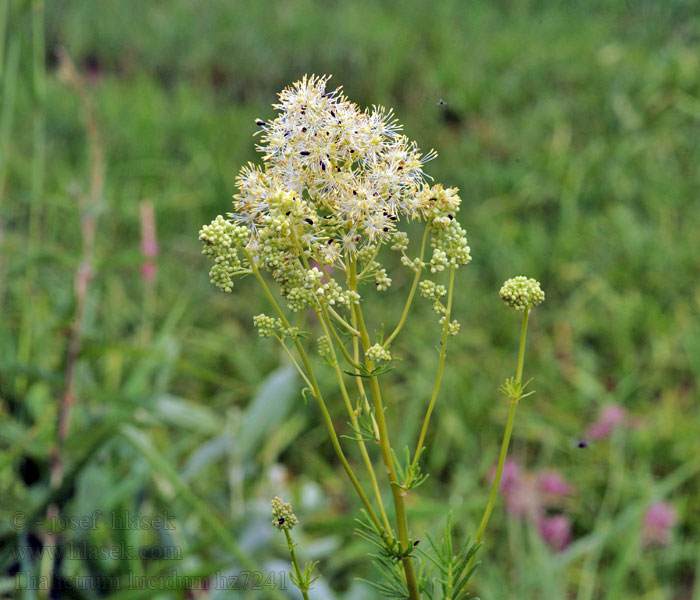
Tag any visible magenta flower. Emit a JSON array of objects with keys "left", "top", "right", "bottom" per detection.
[
  {"left": 537, "top": 471, "right": 573, "bottom": 498},
  {"left": 642, "top": 502, "right": 676, "bottom": 547},
  {"left": 586, "top": 404, "right": 626, "bottom": 440},
  {"left": 494, "top": 459, "right": 522, "bottom": 495},
  {"left": 490, "top": 460, "right": 539, "bottom": 519},
  {"left": 538, "top": 515, "right": 572, "bottom": 552},
  {"left": 490, "top": 460, "right": 576, "bottom": 549},
  {"left": 504, "top": 476, "right": 540, "bottom": 520},
  {"left": 139, "top": 201, "right": 158, "bottom": 283}
]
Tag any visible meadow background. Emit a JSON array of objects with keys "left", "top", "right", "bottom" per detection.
[{"left": 2, "top": 1, "right": 700, "bottom": 598}]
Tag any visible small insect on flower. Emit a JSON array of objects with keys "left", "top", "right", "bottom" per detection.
[{"left": 271, "top": 496, "right": 298, "bottom": 531}]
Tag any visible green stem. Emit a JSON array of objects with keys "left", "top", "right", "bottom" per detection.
[
  {"left": 327, "top": 304, "right": 361, "bottom": 336},
  {"left": 0, "top": 0, "right": 8, "bottom": 77},
  {"left": 323, "top": 310, "right": 362, "bottom": 369},
  {"left": 284, "top": 529, "right": 310, "bottom": 600},
  {"left": 515, "top": 307, "right": 530, "bottom": 383},
  {"left": 384, "top": 225, "right": 430, "bottom": 348},
  {"left": 244, "top": 251, "right": 384, "bottom": 536},
  {"left": 356, "top": 242, "right": 383, "bottom": 279},
  {"left": 468, "top": 307, "right": 530, "bottom": 572},
  {"left": 0, "top": 18, "right": 18, "bottom": 201},
  {"left": 349, "top": 261, "right": 421, "bottom": 600},
  {"left": 412, "top": 265, "right": 455, "bottom": 467},
  {"left": 349, "top": 298, "right": 380, "bottom": 438},
  {"left": 315, "top": 305, "right": 394, "bottom": 539},
  {"left": 17, "top": 0, "right": 46, "bottom": 395},
  {"left": 272, "top": 333, "right": 313, "bottom": 389}
]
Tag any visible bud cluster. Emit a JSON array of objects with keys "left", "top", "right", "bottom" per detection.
[
  {"left": 366, "top": 343, "right": 392, "bottom": 363},
  {"left": 499, "top": 276, "right": 545, "bottom": 311},
  {"left": 271, "top": 496, "right": 298, "bottom": 531}
]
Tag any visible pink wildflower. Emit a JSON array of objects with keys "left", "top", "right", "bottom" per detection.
[
  {"left": 493, "top": 459, "right": 521, "bottom": 495},
  {"left": 586, "top": 404, "right": 626, "bottom": 440},
  {"left": 538, "top": 471, "right": 573, "bottom": 498},
  {"left": 538, "top": 515, "right": 572, "bottom": 552},
  {"left": 642, "top": 502, "right": 676, "bottom": 547},
  {"left": 139, "top": 201, "right": 158, "bottom": 282}
]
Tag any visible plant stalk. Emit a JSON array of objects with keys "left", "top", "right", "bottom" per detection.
[
  {"left": 349, "top": 261, "right": 421, "bottom": 600},
  {"left": 284, "top": 529, "right": 310, "bottom": 600},
  {"left": 412, "top": 265, "right": 456, "bottom": 467},
  {"left": 468, "top": 307, "right": 530, "bottom": 573},
  {"left": 244, "top": 251, "right": 385, "bottom": 536},
  {"left": 383, "top": 224, "right": 430, "bottom": 348},
  {"left": 315, "top": 304, "right": 394, "bottom": 538}
]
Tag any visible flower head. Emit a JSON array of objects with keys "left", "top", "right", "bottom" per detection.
[
  {"left": 642, "top": 501, "right": 676, "bottom": 547},
  {"left": 200, "top": 75, "right": 471, "bottom": 315},
  {"left": 271, "top": 496, "right": 298, "bottom": 531},
  {"left": 499, "top": 276, "right": 545, "bottom": 311},
  {"left": 537, "top": 471, "right": 573, "bottom": 499},
  {"left": 586, "top": 404, "right": 626, "bottom": 440},
  {"left": 366, "top": 343, "right": 391, "bottom": 363},
  {"left": 538, "top": 515, "right": 572, "bottom": 552}
]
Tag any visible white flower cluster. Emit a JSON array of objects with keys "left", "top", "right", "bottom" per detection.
[
  {"left": 200, "top": 75, "right": 472, "bottom": 319},
  {"left": 366, "top": 343, "right": 392, "bottom": 363},
  {"left": 420, "top": 185, "right": 472, "bottom": 274}
]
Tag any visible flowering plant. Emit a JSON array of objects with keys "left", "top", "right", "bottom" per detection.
[{"left": 200, "top": 75, "right": 544, "bottom": 599}]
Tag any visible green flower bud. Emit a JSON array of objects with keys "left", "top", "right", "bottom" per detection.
[
  {"left": 271, "top": 496, "right": 298, "bottom": 531},
  {"left": 253, "top": 314, "right": 280, "bottom": 337},
  {"left": 499, "top": 276, "right": 545, "bottom": 310}
]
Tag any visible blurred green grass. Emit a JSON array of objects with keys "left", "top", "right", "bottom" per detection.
[{"left": 2, "top": 0, "right": 700, "bottom": 598}]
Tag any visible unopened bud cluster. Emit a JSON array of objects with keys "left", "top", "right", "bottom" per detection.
[
  {"left": 499, "top": 276, "right": 545, "bottom": 310},
  {"left": 271, "top": 496, "right": 298, "bottom": 531},
  {"left": 253, "top": 314, "right": 300, "bottom": 339},
  {"left": 366, "top": 343, "right": 392, "bottom": 363},
  {"left": 420, "top": 279, "right": 459, "bottom": 333}
]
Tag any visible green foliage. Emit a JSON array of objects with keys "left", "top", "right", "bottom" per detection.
[
  {"left": 289, "top": 558, "right": 321, "bottom": 595},
  {"left": 500, "top": 377, "right": 535, "bottom": 403},
  {"left": 2, "top": 0, "right": 700, "bottom": 598},
  {"left": 392, "top": 447, "right": 430, "bottom": 494},
  {"left": 355, "top": 511, "right": 417, "bottom": 598},
  {"left": 421, "top": 516, "right": 480, "bottom": 600}
]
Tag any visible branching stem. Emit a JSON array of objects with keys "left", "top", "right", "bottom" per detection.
[
  {"left": 349, "top": 260, "right": 421, "bottom": 600},
  {"left": 384, "top": 224, "right": 430, "bottom": 348},
  {"left": 244, "top": 250, "right": 384, "bottom": 536},
  {"left": 315, "top": 305, "right": 394, "bottom": 538},
  {"left": 412, "top": 265, "right": 456, "bottom": 467}
]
